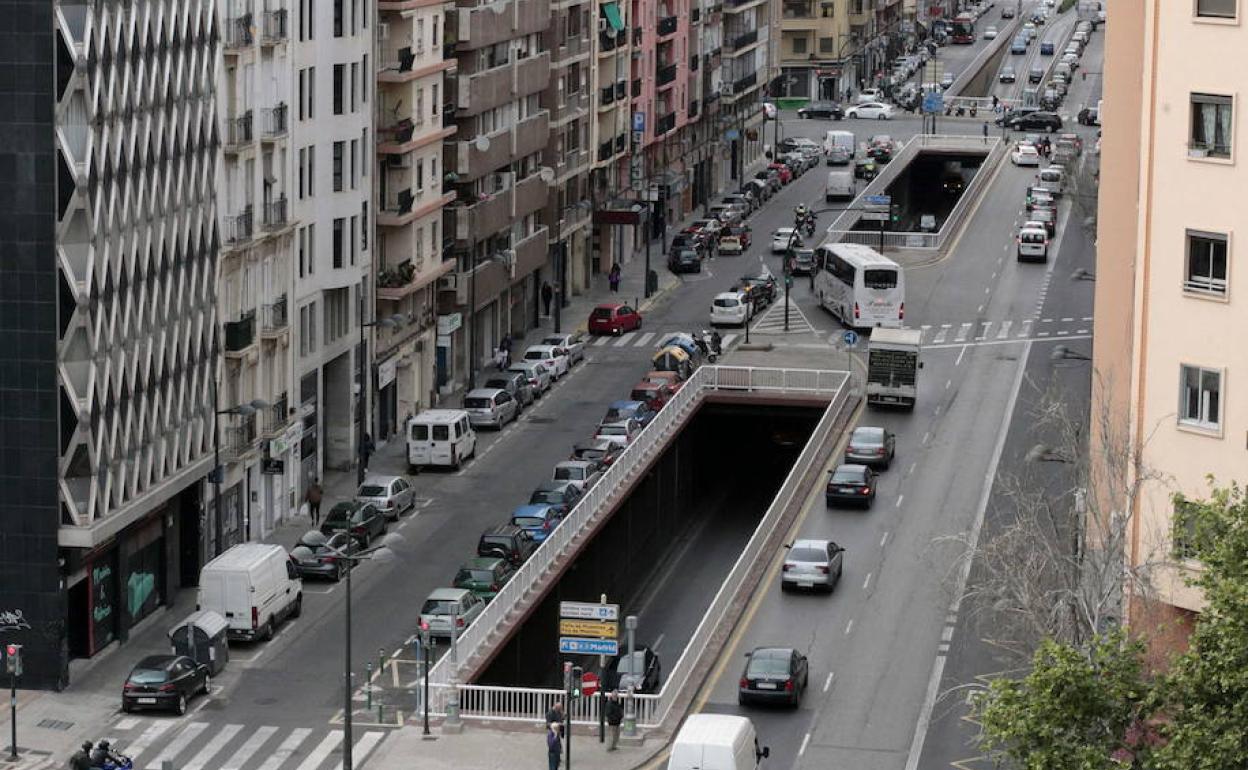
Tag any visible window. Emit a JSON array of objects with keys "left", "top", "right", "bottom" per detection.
[
  {"left": 416, "top": 157, "right": 424, "bottom": 191},
  {"left": 1185, "top": 230, "right": 1228, "bottom": 295},
  {"left": 361, "top": 201, "right": 368, "bottom": 251},
  {"left": 298, "top": 225, "right": 307, "bottom": 277},
  {"left": 362, "top": 55, "right": 368, "bottom": 103},
  {"left": 349, "top": 215, "right": 357, "bottom": 265},
  {"left": 306, "top": 66, "right": 316, "bottom": 118},
  {"left": 362, "top": 128, "right": 368, "bottom": 177},
  {"left": 307, "top": 145, "right": 315, "bottom": 195},
  {"left": 300, "top": 301, "right": 318, "bottom": 356},
  {"left": 1190, "top": 93, "right": 1233, "bottom": 158},
  {"left": 792, "top": 36, "right": 808, "bottom": 54},
  {"left": 432, "top": 14, "right": 439, "bottom": 45},
  {"left": 332, "top": 141, "right": 344, "bottom": 191},
  {"left": 1171, "top": 497, "right": 1201, "bottom": 562},
  {"left": 325, "top": 288, "right": 350, "bottom": 343},
  {"left": 333, "top": 217, "right": 345, "bottom": 268},
  {"left": 334, "top": 0, "right": 344, "bottom": 36},
  {"left": 819, "top": 36, "right": 835, "bottom": 53},
  {"left": 334, "top": 64, "right": 346, "bottom": 116},
  {"left": 1196, "top": 0, "right": 1236, "bottom": 18},
  {"left": 350, "top": 62, "right": 358, "bottom": 111},
  {"left": 1179, "top": 364, "right": 1222, "bottom": 430},
  {"left": 298, "top": 69, "right": 305, "bottom": 120},
  {"left": 350, "top": 138, "right": 358, "bottom": 188},
  {"left": 307, "top": 223, "right": 315, "bottom": 274},
  {"left": 298, "top": 147, "right": 306, "bottom": 198}
]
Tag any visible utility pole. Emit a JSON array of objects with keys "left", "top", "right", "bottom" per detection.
[{"left": 6, "top": 644, "right": 20, "bottom": 761}]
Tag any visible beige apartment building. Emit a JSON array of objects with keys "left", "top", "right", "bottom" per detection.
[{"left": 1095, "top": 0, "right": 1246, "bottom": 658}]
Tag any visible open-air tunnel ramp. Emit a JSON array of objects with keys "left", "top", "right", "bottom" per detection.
[{"left": 418, "top": 365, "right": 858, "bottom": 734}]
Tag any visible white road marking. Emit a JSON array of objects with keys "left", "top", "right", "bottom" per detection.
[
  {"left": 1019, "top": 319, "right": 1034, "bottom": 337},
  {"left": 845, "top": 619, "right": 854, "bottom": 635},
  {"left": 294, "top": 732, "right": 343, "bottom": 770},
  {"left": 823, "top": 672, "right": 835, "bottom": 692},
  {"left": 955, "top": 323, "right": 972, "bottom": 342},
  {"left": 976, "top": 304, "right": 984, "bottom": 314},
  {"left": 653, "top": 633, "right": 666, "bottom": 651},
  {"left": 933, "top": 325, "right": 950, "bottom": 344},
  {"left": 116, "top": 717, "right": 140, "bottom": 731},
  {"left": 592, "top": 336, "right": 610, "bottom": 347},
  {"left": 922, "top": 432, "right": 931, "bottom": 444},
  {"left": 955, "top": 345, "right": 967, "bottom": 366},
  {"left": 945, "top": 379, "right": 952, "bottom": 390},
  {"left": 975, "top": 321, "right": 991, "bottom": 341},
  {"left": 895, "top": 494, "right": 905, "bottom": 508},
  {"left": 997, "top": 320, "right": 1013, "bottom": 339},
  {"left": 941, "top": 625, "right": 955, "bottom": 643},
  {"left": 799, "top": 733, "right": 812, "bottom": 757},
  {"left": 147, "top": 721, "right": 209, "bottom": 770},
  {"left": 220, "top": 726, "right": 278, "bottom": 770},
  {"left": 880, "top": 531, "right": 890, "bottom": 548},
  {"left": 863, "top": 572, "right": 873, "bottom": 591},
  {"left": 1061, "top": 317, "right": 1074, "bottom": 322},
  {"left": 634, "top": 332, "right": 655, "bottom": 346},
  {"left": 255, "top": 728, "right": 313, "bottom": 770},
  {"left": 122, "top": 721, "right": 172, "bottom": 760},
  {"left": 722, "top": 333, "right": 738, "bottom": 347},
  {"left": 333, "top": 731, "right": 386, "bottom": 770},
  {"left": 182, "top": 723, "right": 244, "bottom": 770}
]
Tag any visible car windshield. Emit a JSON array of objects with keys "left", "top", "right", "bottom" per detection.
[
  {"left": 421, "top": 599, "right": 459, "bottom": 615},
  {"left": 128, "top": 667, "right": 170, "bottom": 684},
  {"left": 554, "top": 466, "right": 585, "bottom": 481},
  {"left": 831, "top": 468, "right": 865, "bottom": 484},
  {"left": 513, "top": 516, "right": 547, "bottom": 528},
  {"left": 483, "top": 379, "right": 511, "bottom": 390},
  {"left": 614, "top": 652, "right": 645, "bottom": 674},
  {"left": 324, "top": 506, "right": 352, "bottom": 524},
  {"left": 575, "top": 448, "right": 606, "bottom": 461},
  {"left": 789, "top": 547, "right": 827, "bottom": 562},
  {"left": 599, "top": 425, "right": 628, "bottom": 436},
  {"left": 358, "top": 485, "right": 387, "bottom": 497},
  {"left": 863, "top": 269, "right": 898, "bottom": 289},
  {"left": 852, "top": 429, "right": 884, "bottom": 447},
  {"left": 463, "top": 397, "right": 491, "bottom": 409},
  {"left": 524, "top": 350, "right": 547, "bottom": 360},
  {"left": 455, "top": 569, "right": 495, "bottom": 584},
  {"left": 747, "top": 654, "right": 791, "bottom": 677}
]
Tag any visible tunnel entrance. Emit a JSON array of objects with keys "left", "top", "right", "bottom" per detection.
[
  {"left": 851, "top": 150, "right": 987, "bottom": 235},
  {"left": 474, "top": 401, "right": 824, "bottom": 689}
]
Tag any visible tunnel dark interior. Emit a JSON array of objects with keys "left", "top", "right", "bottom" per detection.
[
  {"left": 474, "top": 401, "right": 824, "bottom": 688},
  {"left": 851, "top": 151, "right": 987, "bottom": 234}
]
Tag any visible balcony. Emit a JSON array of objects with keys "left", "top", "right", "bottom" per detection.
[
  {"left": 556, "top": 32, "right": 589, "bottom": 61},
  {"left": 598, "top": 140, "right": 614, "bottom": 161},
  {"left": 457, "top": 52, "right": 551, "bottom": 116},
  {"left": 598, "top": 29, "right": 626, "bottom": 53},
  {"left": 223, "top": 413, "right": 259, "bottom": 460},
  {"left": 377, "top": 260, "right": 430, "bottom": 301},
  {"left": 729, "top": 72, "right": 759, "bottom": 97},
  {"left": 512, "top": 226, "right": 550, "bottom": 279},
  {"left": 224, "top": 111, "right": 253, "bottom": 152},
  {"left": 726, "top": 29, "right": 759, "bottom": 51},
  {"left": 599, "top": 84, "right": 617, "bottom": 107},
  {"left": 448, "top": 226, "right": 550, "bottom": 307},
  {"left": 455, "top": 111, "right": 549, "bottom": 181},
  {"left": 553, "top": 147, "right": 589, "bottom": 180},
  {"left": 455, "top": 0, "right": 551, "bottom": 51},
  {"left": 224, "top": 311, "right": 256, "bottom": 355},
  {"left": 262, "top": 196, "right": 288, "bottom": 230},
  {"left": 615, "top": 80, "right": 626, "bottom": 100},
  {"left": 261, "top": 296, "right": 288, "bottom": 338},
  {"left": 655, "top": 112, "right": 676, "bottom": 136},
  {"left": 261, "top": 103, "right": 288, "bottom": 139},
  {"left": 261, "top": 8, "right": 288, "bottom": 43},
  {"left": 223, "top": 15, "right": 254, "bottom": 51},
  {"left": 658, "top": 63, "right": 677, "bottom": 87},
  {"left": 632, "top": 78, "right": 641, "bottom": 97},
  {"left": 223, "top": 206, "right": 253, "bottom": 245},
  {"left": 658, "top": 16, "right": 678, "bottom": 36},
  {"left": 782, "top": 0, "right": 814, "bottom": 16},
  {"left": 453, "top": 175, "right": 548, "bottom": 242},
  {"left": 550, "top": 90, "right": 589, "bottom": 125},
  {"left": 261, "top": 396, "right": 289, "bottom": 437},
  {"left": 615, "top": 134, "right": 626, "bottom": 153}
]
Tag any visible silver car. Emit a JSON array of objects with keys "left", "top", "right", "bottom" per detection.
[
  {"left": 542, "top": 333, "right": 586, "bottom": 366},
  {"left": 419, "top": 588, "right": 484, "bottom": 638},
  {"left": 508, "top": 361, "right": 553, "bottom": 396},
  {"left": 843, "top": 426, "right": 896, "bottom": 469},
  {"left": 781, "top": 539, "right": 845, "bottom": 592},
  {"left": 355, "top": 475, "right": 416, "bottom": 521},
  {"left": 594, "top": 419, "right": 641, "bottom": 449},
  {"left": 553, "top": 460, "right": 603, "bottom": 493},
  {"left": 463, "top": 388, "right": 519, "bottom": 429}
]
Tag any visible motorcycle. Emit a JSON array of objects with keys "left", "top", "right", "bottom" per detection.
[
  {"left": 801, "top": 217, "right": 816, "bottom": 238},
  {"left": 701, "top": 330, "right": 722, "bottom": 363},
  {"left": 93, "top": 754, "right": 134, "bottom": 770}
]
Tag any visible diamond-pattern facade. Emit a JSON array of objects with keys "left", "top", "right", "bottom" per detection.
[{"left": 54, "top": 0, "right": 219, "bottom": 538}]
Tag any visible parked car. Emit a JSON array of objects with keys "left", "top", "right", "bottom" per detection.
[
  {"left": 723, "top": 224, "right": 752, "bottom": 249},
  {"left": 452, "top": 556, "right": 517, "bottom": 602},
  {"left": 588, "top": 303, "right": 643, "bottom": 335},
  {"left": 481, "top": 370, "right": 536, "bottom": 410},
  {"left": 668, "top": 248, "right": 703, "bottom": 274},
  {"left": 855, "top": 88, "right": 884, "bottom": 104},
  {"left": 463, "top": 387, "right": 519, "bottom": 430},
  {"left": 510, "top": 503, "right": 564, "bottom": 543},
  {"left": 711, "top": 291, "right": 750, "bottom": 327},
  {"left": 289, "top": 530, "right": 355, "bottom": 581},
  {"left": 477, "top": 524, "right": 539, "bottom": 566},
  {"left": 781, "top": 539, "right": 845, "bottom": 593},
  {"left": 604, "top": 645, "right": 662, "bottom": 693},
  {"left": 771, "top": 228, "right": 801, "bottom": 253},
  {"left": 602, "top": 399, "right": 656, "bottom": 428},
  {"left": 825, "top": 464, "right": 876, "bottom": 508},
  {"left": 721, "top": 193, "right": 757, "bottom": 214},
  {"left": 321, "top": 500, "right": 386, "bottom": 547},
  {"left": 529, "top": 480, "right": 584, "bottom": 516},
  {"left": 542, "top": 333, "right": 586, "bottom": 366},
  {"left": 844, "top": 426, "right": 895, "bottom": 469},
  {"left": 595, "top": 419, "right": 641, "bottom": 448},
  {"left": 629, "top": 379, "right": 675, "bottom": 411},
  {"left": 738, "top": 647, "right": 809, "bottom": 707},
  {"left": 522, "top": 344, "right": 570, "bottom": 379},
  {"left": 355, "top": 474, "right": 415, "bottom": 520},
  {"left": 753, "top": 169, "right": 781, "bottom": 194},
  {"left": 508, "top": 360, "right": 553, "bottom": 397},
  {"left": 198, "top": 544, "right": 303, "bottom": 642},
  {"left": 767, "top": 163, "right": 793, "bottom": 185},
  {"left": 570, "top": 438, "right": 624, "bottom": 468},
  {"left": 846, "top": 102, "right": 894, "bottom": 120},
  {"left": 122, "top": 655, "right": 210, "bottom": 715},
  {"left": 419, "top": 587, "right": 484, "bottom": 638}
]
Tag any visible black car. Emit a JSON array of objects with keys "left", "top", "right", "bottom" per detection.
[
  {"left": 122, "top": 655, "right": 210, "bottom": 715},
  {"left": 668, "top": 248, "right": 702, "bottom": 274},
  {"left": 825, "top": 463, "right": 876, "bottom": 508},
  {"left": 994, "top": 106, "right": 1039, "bottom": 126},
  {"left": 290, "top": 529, "right": 356, "bottom": 580},
  {"left": 1077, "top": 106, "right": 1100, "bottom": 126},
  {"left": 797, "top": 101, "right": 844, "bottom": 120},
  {"left": 321, "top": 501, "right": 387, "bottom": 547},
  {"left": 790, "top": 248, "right": 816, "bottom": 276},
  {"left": 529, "top": 480, "right": 584, "bottom": 515},
  {"left": 738, "top": 647, "right": 809, "bottom": 707},
  {"left": 477, "top": 524, "right": 540, "bottom": 566},
  {"left": 571, "top": 438, "right": 624, "bottom": 468},
  {"left": 670, "top": 232, "right": 708, "bottom": 255},
  {"left": 1005, "top": 110, "right": 1063, "bottom": 132},
  {"left": 854, "top": 157, "right": 878, "bottom": 180},
  {"left": 604, "top": 645, "right": 662, "bottom": 693},
  {"left": 738, "top": 273, "right": 777, "bottom": 304}
]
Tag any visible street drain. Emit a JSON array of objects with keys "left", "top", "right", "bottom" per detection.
[{"left": 37, "top": 719, "right": 74, "bottom": 731}]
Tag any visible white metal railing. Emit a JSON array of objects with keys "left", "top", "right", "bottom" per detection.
[{"left": 420, "top": 365, "right": 850, "bottom": 716}]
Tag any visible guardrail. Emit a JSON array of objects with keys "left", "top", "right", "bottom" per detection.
[{"left": 417, "top": 365, "right": 851, "bottom": 722}]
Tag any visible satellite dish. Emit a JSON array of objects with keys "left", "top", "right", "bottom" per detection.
[
  {"left": 474, "top": 134, "right": 490, "bottom": 152},
  {"left": 539, "top": 166, "right": 555, "bottom": 184}
]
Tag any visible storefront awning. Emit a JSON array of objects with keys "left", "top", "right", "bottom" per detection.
[{"left": 602, "top": 2, "right": 625, "bottom": 32}]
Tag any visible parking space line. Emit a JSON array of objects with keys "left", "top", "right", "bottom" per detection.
[
  {"left": 895, "top": 494, "right": 904, "bottom": 508},
  {"left": 844, "top": 619, "right": 854, "bottom": 635},
  {"left": 799, "top": 733, "right": 811, "bottom": 757},
  {"left": 863, "top": 572, "right": 873, "bottom": 591},
  {"left": 823, "top": 672, "right": 835, "bottom": 693}
]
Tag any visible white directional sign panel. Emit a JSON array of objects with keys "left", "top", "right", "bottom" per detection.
[{"left": 559, "top": 601, "right": 620, "bottom": 621}]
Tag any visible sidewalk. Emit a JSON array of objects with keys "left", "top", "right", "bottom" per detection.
[{"left": 368, "top": 722, "right": 664, "bottom": 770}]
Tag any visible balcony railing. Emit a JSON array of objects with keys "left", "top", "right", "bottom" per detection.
[
  {"left": 225, "top": 111, "right": 253, "bottom": 150},
  {"left": 782, "top": 0, "right": 815, "bottom": 17},
  {"left": 385, "top": 188, "right": 416, "bottom": 216},
  {"left": 223, "top": 14, "right": 254, "bottom": 49},
  {"left": 262, "top": 396, "right": 289, "bottom": 436},
  {"left": 223, "top": 413, "right": 259, "bottom": 459},
  {"left": 615, "top": 80, "right": 626, "bottom": 99},
  {"left": 263, "top": 196, "right": 288, "bottom": 229},
  {"left": 262, "top": 296, "right": 288, "bottom": 336},
  {"left": 658, "top": 63, "right": 677, "bottom": 86},
  {"left": 615, "top": 134, "right": 626, "bottom": 152},
  {"left": 224, "top": 310, "right": 256, "bottom": 352},
  {"left": 655, "top": 112, "right": 676, "bottom": 136},
  {"left": 727, "top": 29, "right": 758, "bottom": 51},
  {"left": 598, "top": 28, "right": 626, "bottom": 51},
  {"left": 733, "top": 72, "right": 758, "bottom": 93},
  {"left": 598, "top": 140, "right": 614, "bottom": 161},
  {"left": 600, "top": 84, "right": 616, "bottom": 106},
  {"left": 262, "top": 103, "right": 288, "bottom": 138},
  {"left": 658, "top": 16, "right": 678, "bottom": 36},
  {"left": 261, "top": 8, "right": 288, "bottom": 42},
  {"left": 224, "top": 206, "right": 253, "bottom": 244}
]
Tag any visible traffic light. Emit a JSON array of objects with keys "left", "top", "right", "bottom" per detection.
[
  {"left": 4, "top": 643, "right": 21, "bottom": 676},
  {"left": 570, "top": 665, "right": 584, "bottom": 698}
]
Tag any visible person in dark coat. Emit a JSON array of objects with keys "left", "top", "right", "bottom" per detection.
[
  {"left": 545, "top": 700, "right": 565, "bottom": 737},
  {"left": 606, "top": 691, "right": 625, "bottom": 751},
  {"left": 541, "top": 282, "right": 554, "bottom": 316},
  {"left": 608, "top": 264, "right": 622, "bottom": 293},
  {"left": 546, "top": 722, "right": 563, "bottom": 770},
  {"left": 306, "top": 480, "right": 324, "bottom": 525},
  {"left": 69, "top": 742, "right": 93, "bottom": 770}
]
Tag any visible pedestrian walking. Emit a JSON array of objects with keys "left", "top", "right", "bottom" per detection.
[
  {"left": 608, "top": 263, "right": 621, "bottom": 293},
  {"left": 361, "top": 432, "right": 375, "bottom": 476},
  {"left": 541, "top": 281, "right": 554, "bottom": 317},
  {"left": 982, "top": 121, "right": 989, "bottom": 142},
  {"left": 545, "top": 700, "right": 565, "bottom": 737},
  {"left": 546, "top": 722, "right": 562, "bottom": 770},
  {"left": 306, "top": 479, "right": 323, "bottom": 525},
  {"left": 991, "top": 94, "right": 999, "bottom": 111},
  {"left": 606, "top": 691, "right": 625, "bottom": 751}
]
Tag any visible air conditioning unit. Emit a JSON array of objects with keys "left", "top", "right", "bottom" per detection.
[
  {"left": 389, "top": 153, "right": 412, "bottom": 169},
  {"left": 377, "top": 22, "right": 390, "bottom": 41},
  {"left": 598, "top": 17, "right": 608, "bottom": 32},
  {"left": 721, "top": 82, "right": 733, "bottom": 95},
  {"left": 437, "top": 273, "right": 459, "bottom": 291}
]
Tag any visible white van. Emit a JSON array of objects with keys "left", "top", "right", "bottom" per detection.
[
  {"left": 824, "top": 130, "right": 855, "bottom": 165},
  {"left": 1017, "top": 225, "right": 1049, "bottom": 262},
  {"left": 1037, "top": 166, "right": 1065, "bottom": 195},
  {"left": 825, "top": 169, "right": 855, "bottom": 201},
  {"left": 198, "top": 544, "right": 302, "bottom": 642},
  {"left": 407, "top": 409, "right": 477, "bottom": 471},
  {"left": 667, "top": 714, "right": 770, "bottom": 770}
]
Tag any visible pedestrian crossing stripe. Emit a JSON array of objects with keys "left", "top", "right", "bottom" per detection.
[
  {"left": 222, "top": 726, "right": 280, "bottom": 770},
  {"left": 255, "top": 728, "right": 313, "bottom": 770},
  {"left": 894, "top": 318, "right": 1088, "bottom": 346},
  {"left": 749, "top": 295, "right": 817, "bottom": 335},
  {"left": 586, "top": 331, "right": 739, "bottom": 350},
  {"left": 147, "top": 721, "right": 208, "bottom": 770},
  {"left": 115, "top": 721, "right": 388, "bottom": 770}
]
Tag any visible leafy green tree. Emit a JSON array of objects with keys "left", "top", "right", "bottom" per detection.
[
  {"left": 972, "top": 630, "right": 1150, "bottom": 770},
  {"left": 1154, "top": 483, "right": 1248, "bottom": 770}
]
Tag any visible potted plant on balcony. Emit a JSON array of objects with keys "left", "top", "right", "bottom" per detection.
[{"left": 378, "top": 261, "right": 416, "bottom": 288}]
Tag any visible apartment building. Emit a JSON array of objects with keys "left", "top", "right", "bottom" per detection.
[
  {"left": 441, "top": 0, "right": 553, "bottom": 391},
  {"left": 374, "top": 0, "right": 457, "bottom": 437},
  {"left": 719, "top": 0, "right": 771, "bottom": 184},
  {"left": 590, "top": 0, "right": 636, "bottom": 271},
  {"left": 217, "top": 2, "right": 298, "bottom": 552},
  {"left": 779, "top": 0, "right": 855, "bottom": 101},
  {"left": 288, "top": 0, "right": 375, "bottom": 487},
  {"left": 690, "top": 0, "right": 725, "bottom": 211},
  {"left": 0, "top": 0, "right": 219, "bottom": 688},
  {"left": 1094, "top": 0, "right": 1247, "bottom": 658},
  {"left": 847, "top": 0, "right": 904, "bottom": 92}
]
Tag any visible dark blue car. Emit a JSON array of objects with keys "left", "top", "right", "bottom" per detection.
[{"left": 510, "top": 504, "right": 564, "bottom": 543}]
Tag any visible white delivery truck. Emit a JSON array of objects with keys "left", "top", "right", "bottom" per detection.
[
  {"left": 866, "top": 327, "right": 922, "bottom": 409},
  {"left": 198, "top": 543, "right": 302, "bottom": 642},
  {"left": 825, "top": 169, "right": 855, "bottom": 201},
  {"left": 667, "top": 714, "right": 770, "bottom": 770}
]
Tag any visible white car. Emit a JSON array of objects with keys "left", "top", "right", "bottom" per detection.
[
  {"left": 508, "top": 361, "right": 552, "bottom": 396},
  {"left": 594, "top": 419, "right": 641, "bottom": 448},
  {"left": 522, "top": 344, "right": 570, "bottom": 379},
  {"left": 855, "top": 88, "right": 884, "bottom": 104},
  {"left": 846, "top": 102, "right": 894, "bottom": 120},
  {"left": 983, "top": 25, "right": 998, "bottom": 39},
  {"left": 771, "top": 227, "right": 802, "bottom": 253},
  {"left": 710, "top": 292, "right": 750, "bottom": 327},
  {"left": 1011, "top": 144, "right": 1041, "bottom": 166},
  {"left": 542, "top": 333, "right": 585, "bottom": 365},
  {"left": 553, "top": 460, "right": 603, "bottom": 493}
]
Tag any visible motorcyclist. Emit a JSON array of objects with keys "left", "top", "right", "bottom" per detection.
[
  {"left": 710, "top": 329, "right": 723, "bottom": 354},
  {"left": 69, "top": 741, "right": 93, "bottom": 770},
  {"left": 793, "top": 203, "right": 809, "bottom": 227},
  {"left": 90, "top": 740, "right": 124, "bottom": 769}
]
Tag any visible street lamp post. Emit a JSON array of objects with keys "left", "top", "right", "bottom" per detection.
[
  {"left": 554, "top": 216, "right": 564, "bottom": 334},
  {"left": 211, "top": 377, "right": 268, "bottom": 555},
  {"left": 357, "top": 313, "right": 406, "bottom": 485}
]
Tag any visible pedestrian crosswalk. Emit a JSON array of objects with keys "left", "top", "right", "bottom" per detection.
[
  {"left": 748, "top": 294, "right": 816, "bottom": 335},
  {"left": 589, "top": 331, "right": 740, "bottom": 350},
  {"left": 107, "top": 718, "right": 389, "bottom": 770},
  {"left": 912, "top": 317, "right": 1090, "bottom": 347}
]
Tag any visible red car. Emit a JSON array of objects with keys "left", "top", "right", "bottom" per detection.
[
  {"left": 768, "top": 163, "right": 793, "bottom": 185},
  {"left": 588, "top": 303, "right": 643, "bottom": 336}
]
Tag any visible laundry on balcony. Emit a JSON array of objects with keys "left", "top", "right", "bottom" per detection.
[{"left": 601, "top": 1, "right": 625, "bottom": 32}]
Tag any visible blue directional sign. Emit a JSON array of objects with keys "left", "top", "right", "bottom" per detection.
[
  {"left": 922, "top": 92, "right": 944, "bottom": 114},
  {"left": 842, "top": 330, "right": 860, "bottom": 347},
  {"left": 863, "top": 194, "right": 891, "bottom": 207},
  {"left": 559, "top": 637, "right": 620, "bottom": 656}
]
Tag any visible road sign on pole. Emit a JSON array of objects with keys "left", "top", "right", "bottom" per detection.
[
  {"left": 558, "top": 637, "right": 620, "bottom": 655},
  {"left": 842, "top": 330, "right": 860, "bottom": 348},
  {"left": 559, "top": 619, "right": 619, "bottom": 638},
  {"left": 560, "top": 601, "right": 620, "bottom": 621}
]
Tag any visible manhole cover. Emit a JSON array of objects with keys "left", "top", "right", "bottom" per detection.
[
  {"left": 254, "top": 697, "right": 279, "bottom": 706},
  {"left": 37, "top": 719, "right": 74, "bottom": 731}
]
